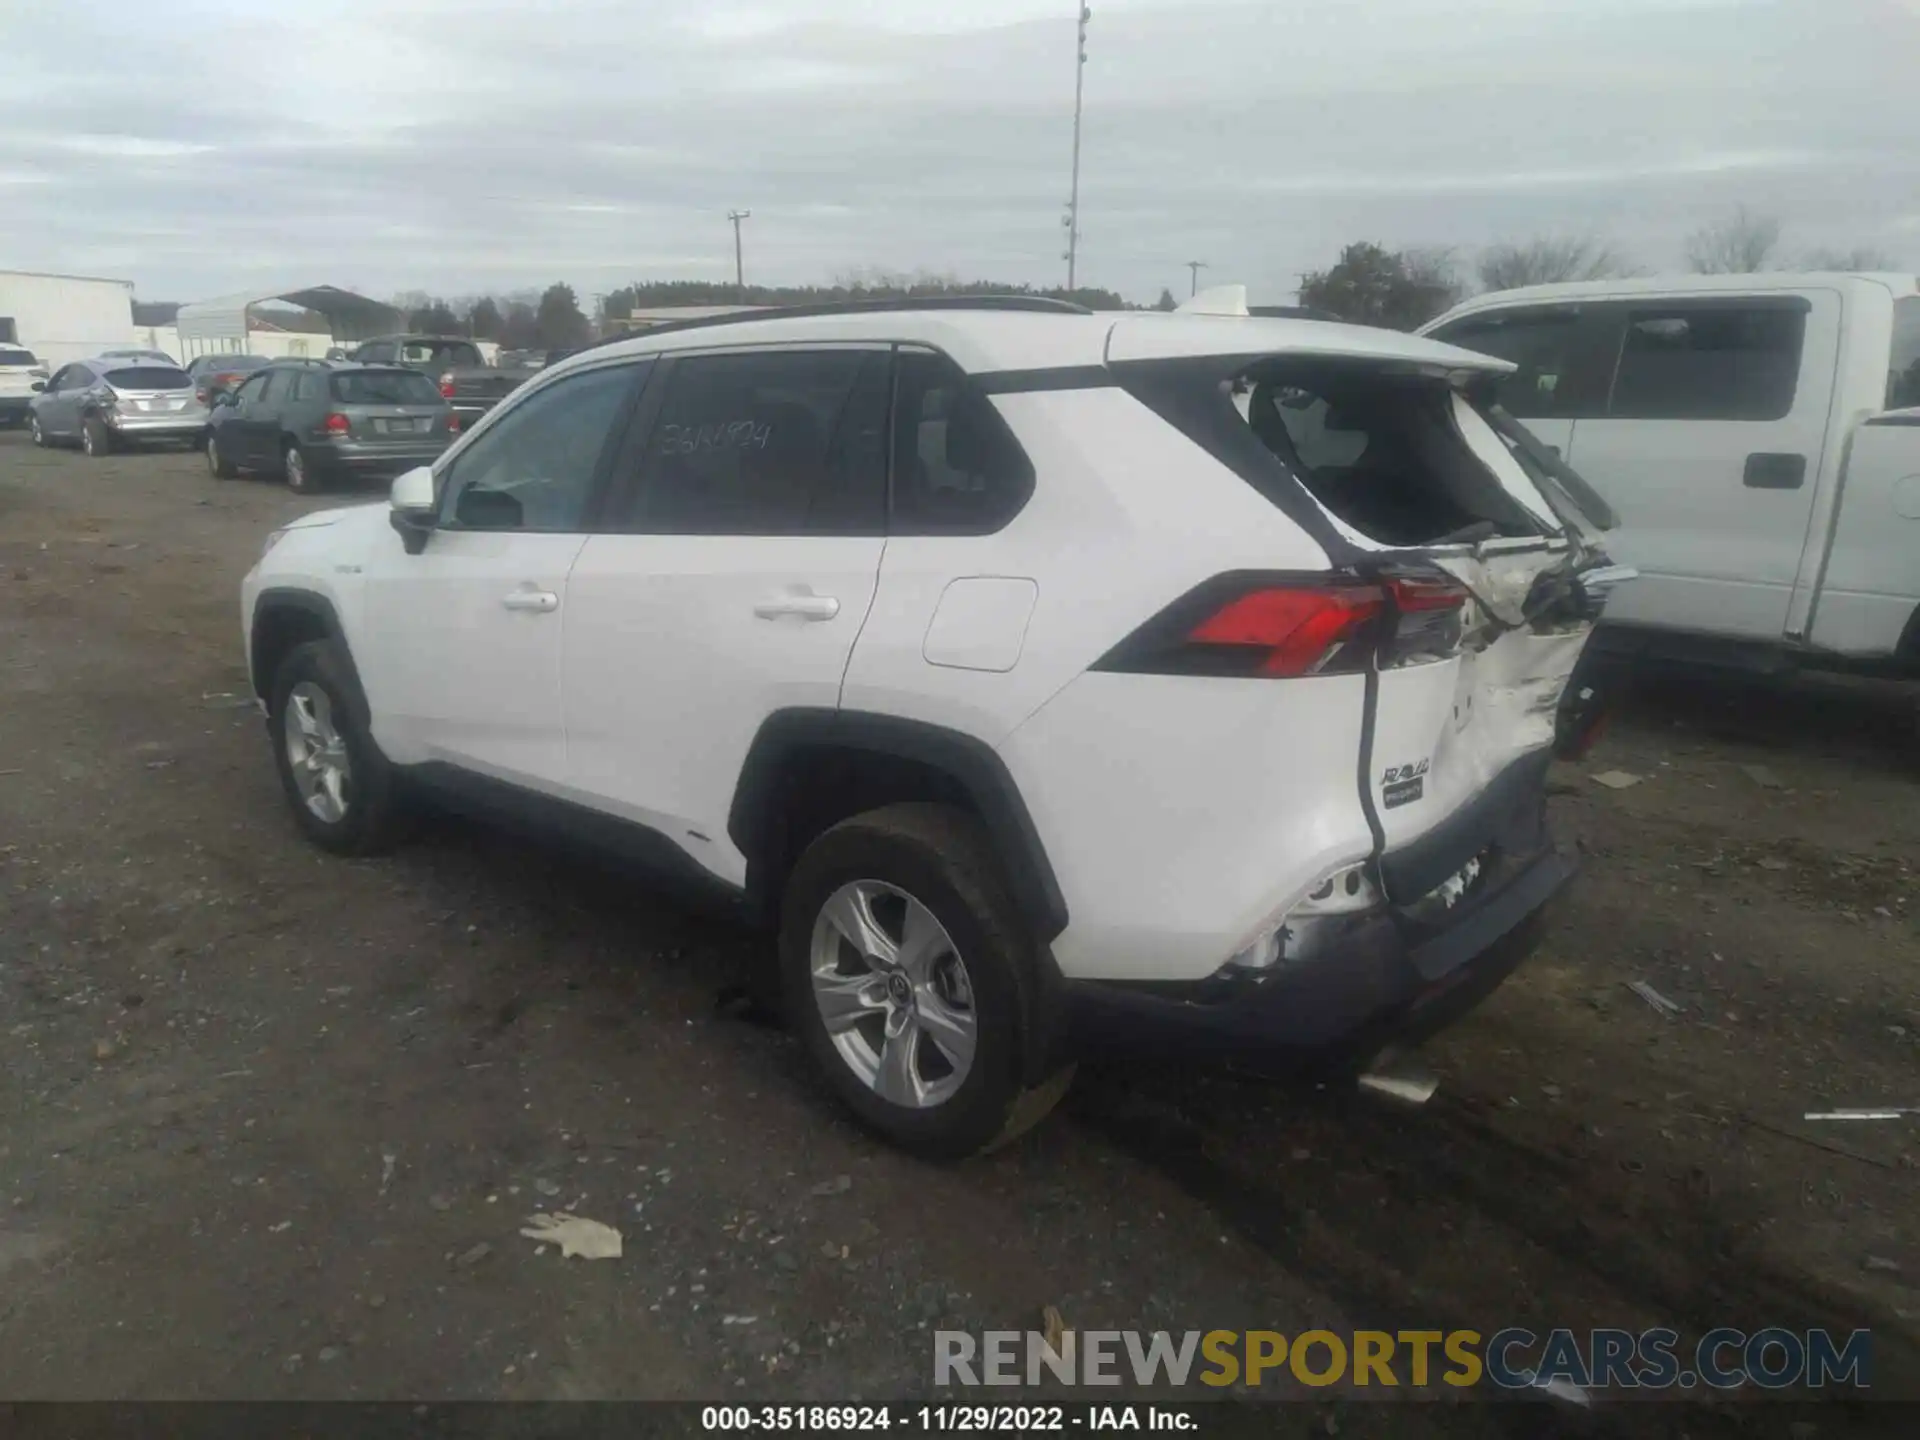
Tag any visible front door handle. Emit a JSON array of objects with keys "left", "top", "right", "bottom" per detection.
[
  {"left": 501, "top": 590, "right": 559, "bottom": 613},
  {"left": 753, "top": 593, "right": 840, "bottom": 621}
]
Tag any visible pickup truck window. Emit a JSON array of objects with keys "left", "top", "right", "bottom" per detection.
[
  {"left": 400, "top": 339, "right": 482, "bottom": 370},
  {"left": 1609, "top": 303, "right": 1805, "bottom": 422},
  {"left": 1430, "top": 306, "right": 1615, "bottom": 421},
  {"left": 1888, "top": 297, "right": 1920, "bottom": 410}
]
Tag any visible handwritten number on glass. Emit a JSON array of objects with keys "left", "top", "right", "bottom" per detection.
[{"left": 659, "top": 419, "right": 772, "bottom": 456}]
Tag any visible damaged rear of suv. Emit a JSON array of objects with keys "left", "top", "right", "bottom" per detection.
[{"left": 996, "top": 310, "right": 1630, "bottom": 1083}]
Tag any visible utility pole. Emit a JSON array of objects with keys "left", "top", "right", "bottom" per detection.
[
  {"left": 727, "top": 209, "right": 751, "bottom": 300},
  {"left": 1185, "top": 260, "right": 1208, "bottom": 297},
  {"left": 1062, "top": 4, "right": 1090, "bottom": 291}
]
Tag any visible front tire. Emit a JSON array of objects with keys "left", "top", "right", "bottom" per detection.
[
  {"left": 267, "top": 639, "right": 409, "bottom": 855},
  {"left": 29, "top": 414, "right": 46, "bottom": 447},
  {"left": 81, "top": 416, "right": 112, "bottom": 458},
  {"left": 780, "top": 803, "right": 1071, "bottom": 1159}
]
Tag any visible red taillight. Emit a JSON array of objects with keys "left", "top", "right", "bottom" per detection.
[
  {"left": 195, "top": 389, "right": 208, "bottom": 404},
  {"left": 439, "top": 373, "right": 455, "bottom": 399},
  {"left": 1187, "top": 586, "right": 1383, "bottom": 677},
  {"left": 447, "top": 412, "right": 460, "bottom": 432},
  {"left": 323, "top": 412, "right": 351, "bottom": 434},
  {"left": 1095, "top": 570, "right": 1469, "bottom": 680}
]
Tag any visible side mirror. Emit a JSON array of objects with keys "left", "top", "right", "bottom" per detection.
[
  {"left": 388, "top": 466, "right": 438, "bottom": 554},
  {"left": 29, "top": 380, "right": 44, "bottom": 392}
]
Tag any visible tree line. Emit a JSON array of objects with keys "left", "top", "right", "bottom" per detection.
[
  {"left": 1298, "top": 207, "right": 1900, "bottom": 332},
  {"left": 384, "top": 208, "right": 1900, "bottom": 347},
  {"left": 390, "top": 271, "right": 1159, "bottom": 348}
]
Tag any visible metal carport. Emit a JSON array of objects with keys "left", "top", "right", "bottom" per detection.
[{"left": 174, "top": 286, "right": 401, "bottom": 360}]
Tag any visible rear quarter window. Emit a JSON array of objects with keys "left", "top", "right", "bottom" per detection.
[{"left": 331, "top": 370, "right": 442, "bottom": 405}]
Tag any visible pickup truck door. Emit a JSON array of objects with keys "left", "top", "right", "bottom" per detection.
[{"left": 1562, "top": 291, "right": 1840, "bottom": 643}]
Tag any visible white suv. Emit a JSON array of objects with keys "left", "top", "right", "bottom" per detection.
[{"left": 241, "top": 297, "right": 1624, "bottom": 1156}]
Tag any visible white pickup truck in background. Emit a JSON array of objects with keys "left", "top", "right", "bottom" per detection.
[{"left": 1423, "top": 273, "right": 1920, "bottom": 681}]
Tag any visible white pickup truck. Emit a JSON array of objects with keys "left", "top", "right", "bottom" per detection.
[{"left": 1422, "top": 273, "right": 1920, "bottom": 680}]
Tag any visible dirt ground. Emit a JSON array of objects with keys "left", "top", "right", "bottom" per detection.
[{"left": 1, "top": 429, "right": 1915, "bottom": 1433}]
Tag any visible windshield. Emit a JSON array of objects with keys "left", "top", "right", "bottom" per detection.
[
  {"left": 0, "top": 348, "right": 37, "bottom": 367},
  {"left": 331, "top": 369, "right": 442, "bottom": 405},
  {"left": 105, "top": 366, "right": 192, "bottom": 390}
]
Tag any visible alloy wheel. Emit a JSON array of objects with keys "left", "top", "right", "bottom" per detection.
[
  {"left": 809, "top": 880, "right": 977, "bottom": 1109},
  {"left": 283, "top": 680, "right": 352, "bottom": 823}
]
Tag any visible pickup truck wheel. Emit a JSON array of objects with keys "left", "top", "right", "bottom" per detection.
[
  {"left": 282, "top": 441, "right": 321, "bottom": 493},
  {"left": 780, "top": 803, "right": 1071, "bottom": 1159},
  {"left": 267, "top": 638, "right": 409, "bottom": 855},
  {"left": 81, "top": 416, "right": 112, "bottom": 458},
  {"left": 206, "top": 433, "right": 238, "bottom": 479}
]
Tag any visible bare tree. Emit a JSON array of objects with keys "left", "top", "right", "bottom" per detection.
[
  {"left": 1802, "top": 246, "right": 1900, "bottom": 272},
  {"left": 1686, "top": 206, "right": 1783, "bottom": 274},
  {"left": 1477, "top": 236, "right": 1633, "bottom": 292}
]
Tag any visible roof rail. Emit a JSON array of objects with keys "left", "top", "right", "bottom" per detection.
[{"left": 600, "top": 293, "right": 1095, "bottom": 344}]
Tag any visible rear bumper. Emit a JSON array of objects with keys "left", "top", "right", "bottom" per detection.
[
  {"left": 315, "top": 443, "right": 449, "bottom": 479},
  {"left": 1043, "top": 751, "right": 1573, "bottom": 1074},
  {"left": 106, "top": 413, "right": 207, "bottom": 438}
]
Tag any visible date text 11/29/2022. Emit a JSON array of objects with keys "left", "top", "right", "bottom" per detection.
[{"left": 701, "top": 1405, "right": 1198, "bottom": 1432}]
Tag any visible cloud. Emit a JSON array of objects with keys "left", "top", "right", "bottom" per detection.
[{"left": 0, "top": 0, "right": 1912, "bottom": 303}]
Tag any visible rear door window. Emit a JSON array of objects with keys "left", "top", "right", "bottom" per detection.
[
  {"left": 889, "top": 349, "right": 1035, "bottom": 533},
  {"left": 616, "top": 349, "right": 888, "bottom": 536},
  {"left": 1887, "top": 297, "right": 1920, "bottom": 410},
  {"left": 1608, "top": 302, "right": 1807, "bottom": 420},
  {"left": 331, "top": 369, "right": 441, "bottom": 405}
]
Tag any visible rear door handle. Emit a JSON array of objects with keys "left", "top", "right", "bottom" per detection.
[
  {"left": 1744, "top": 453, "right": 1807, "bottom": 489},
  {"left": 501, "top": 590, "right": 559, "bottom": 613},
  {"left": 753, "top": 593, "right": 840, "bottom": 621}
]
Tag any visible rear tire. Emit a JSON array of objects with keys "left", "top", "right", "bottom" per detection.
[
  {"left": 282, "top": 440, "right": 320, "bottom": 493},
  {"left": 81, "top": 416, "right": 112, "bottom": 458},
  {"left": 267, "top": 638, "right": 409, "bottom": 855},
  {"left": 207, "top": 433, "right": 238, "bottom": 479},
  {"left": 779, "top": 803, "right": 1071, "bottom": 1159}
]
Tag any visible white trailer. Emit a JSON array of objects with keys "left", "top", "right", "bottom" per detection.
[{"left": 0, "top": 269, "right": 137, "bottom": 367}]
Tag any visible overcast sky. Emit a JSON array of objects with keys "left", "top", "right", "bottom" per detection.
[{"left": 2, "top": 0, "right": 1915, "bottom": 306}]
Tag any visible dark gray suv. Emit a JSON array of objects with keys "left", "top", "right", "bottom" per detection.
[{"left": 205, "top": 361, "right": 457, "bottom": 493}]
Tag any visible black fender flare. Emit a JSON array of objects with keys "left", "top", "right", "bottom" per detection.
[
  {"left": 249, "top": 588, "right": 369, "bottom": 718},
  {"left": 727, "top": 709, "right": 1070, "bottom": 943}
]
